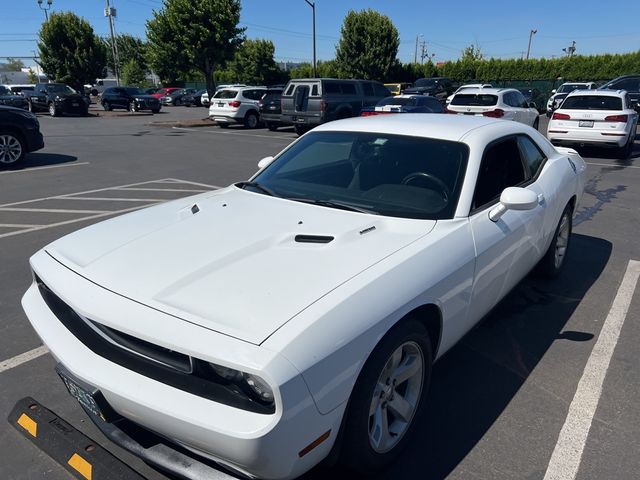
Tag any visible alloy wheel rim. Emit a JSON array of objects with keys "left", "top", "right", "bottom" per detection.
[
  {"left": 368, "top": 341, "right": 424, "bottom": 453},
  {"left": 0, "top": 134, "right": 22, "bottom": 164},
  {"left": 554, "top": 213, "right": 570, "bottom": 269},
  {"left": 49, "top": 104, "right": 55, "bottom": 115}
]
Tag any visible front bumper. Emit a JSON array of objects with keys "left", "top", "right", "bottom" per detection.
[{"left": 22, "top": 250, "right": 342, "bottom": 480}]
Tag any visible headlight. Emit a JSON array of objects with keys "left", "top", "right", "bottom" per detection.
[{"left": 208, "top": 362, "right": 274, "bottom": 405}]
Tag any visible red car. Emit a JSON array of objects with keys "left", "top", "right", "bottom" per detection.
[{"left": 150, "top": 87, "right": 181, "bottom": 99}]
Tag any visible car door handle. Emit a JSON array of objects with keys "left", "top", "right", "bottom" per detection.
[{"left": 537, "top": 193, "right": 545, "bottom": 204}]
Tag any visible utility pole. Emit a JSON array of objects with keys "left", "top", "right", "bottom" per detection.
[
  {"left": 526, "top": 29, "right": 537, "bottom": 60},
  {"left": 37, "top": 0, "right": 52, "bottom": 21},
  {"left": 105, "top": 0, "right": 120, "bottom": 85},
  {"left": 562, "top": 41, "right": 576, "bottom": 57},
  {"left": 304, "top": 0, "right": 316, "bottom": 78},
  {"left": 414, "top": 34, "right": 423, "bottom": 64}
]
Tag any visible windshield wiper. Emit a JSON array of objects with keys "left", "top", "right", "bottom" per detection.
[
  {"left": 236, "top": 181, "right": 279, "bottom": 197},
  {"left": 291, "top": 198, "right": 377, "bottom": 215}
]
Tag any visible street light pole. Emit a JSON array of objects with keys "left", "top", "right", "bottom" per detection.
[
  {"left": 105, "top": 0, "right": 120, "bottom": 86},
  {"left": 304, "top": 0, "right": 316, "bottom": 78},
  {"left": 526, "top": 29, "right": 537, "bottom": 60},
  {"left": 37, "top": 0, "right": 52, "bottom": 21}
]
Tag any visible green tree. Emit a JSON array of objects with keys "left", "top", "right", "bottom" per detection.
[
  {"left": 146, "top": 0, "right": 244, "bottom": 96},
  {"left": 38, "top": 12, "right": 107, "bottom": 90},
  {"left": 461, "top": 44, "right": 484, "bottom": 62},
  {"left": 4, "top": 58, "right": 25, "bottom": 71},
  {"left": 27, "top": 68, "right": 38, "bottom": 83},
  {"left": 121, "top": 59, "right": 147, "bottom": 86},
  {"left": 105, "top": 34, "right": 148, "bottom": 76},
  {"left": 335, "top": 9, "right": 400, "bottom": 80},
  {"left": 231, "top": 39, "right": 286, "bottom": 84}
]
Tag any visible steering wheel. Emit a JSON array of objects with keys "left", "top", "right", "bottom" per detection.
[{"left": 401, "top": 172, "right": 451, "bottom": 202}]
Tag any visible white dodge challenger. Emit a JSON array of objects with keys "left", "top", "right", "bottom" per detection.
[{"left": 22, "top": 115, "right": 586, "bottom": 479}]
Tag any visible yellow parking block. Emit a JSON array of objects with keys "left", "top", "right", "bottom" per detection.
[{"left": 68, "top": 453, "right": 93, "bottom": 480}]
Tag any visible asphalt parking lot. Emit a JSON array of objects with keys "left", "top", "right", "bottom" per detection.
[{"left": 1, "top": 105, "right": 639, "bottom": 480}]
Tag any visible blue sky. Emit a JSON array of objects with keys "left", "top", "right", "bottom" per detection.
[{"left": 1, "top": 0, "right": 639, "bottom": 67}]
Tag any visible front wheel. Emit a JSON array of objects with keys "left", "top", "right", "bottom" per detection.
[
  {"left": 151, "top": 108, "right": 160, "bottom": 114},
  {"left": 48, "top": 103, "right": 57, "bottom": 117},
  {"left": 294, "top": 124, "right": 308, "bottom": 136},
  {"left": 0, "top": 132, "right": 26, "bottom": 166},
  {"left": 267, "top": 122, "right": 278, "bottom": 131},
  {"left": 128, "top": 101, "right": 138, "bottom": 113},
  {"left": 536, "top": 204, "right": 573, "bottom": 277},
  {"left": 340, "top": 321, "right": 432, "bottom": 474},
  {"left": 103, "top": 101, "right": 111, "bottom": 111}
]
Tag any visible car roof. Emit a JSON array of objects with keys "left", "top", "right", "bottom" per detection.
[
  {"left": 565, "top": 89, "right": 625, "bottom": 98},
  {"left": 561, "top": 82, "right": 594, "bottom": 86},
  {"left": 453, "top": 87, "right": 509, "bottom": 95},
  {"left": 313, "top": 113, "right": 515, "bottom": 142}
]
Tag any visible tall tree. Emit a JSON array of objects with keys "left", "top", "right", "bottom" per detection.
[
  {"left": 231, "top": 39, "right": 285, "bottom": 84},
  {"left": 105, "top": 34, "right": 148, "bottom": 76},
  {"left": 335, "top": 9, "right": 399, "bottom": 81},
  {"left": 4, "top": 58, "right": 25, "bottom": 71},
  {"left": 146, "top": 0, "right": 244, "bottom": 96},
  {"left": 121, "top": 59, "right": 147, "bottom": 86},
  {"left": 461, "top": 44, "right": 484, "bottom": 62},
  {"left": 38, "top": 12, "right": 106, "bottom": 90}
]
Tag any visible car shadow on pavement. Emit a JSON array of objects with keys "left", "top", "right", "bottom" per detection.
[
  {"left": 302, "top": 233, "right": 612, "bottom": 480},
  {"left": 2, "top": 153, "right": 78, "bottom": 171}
]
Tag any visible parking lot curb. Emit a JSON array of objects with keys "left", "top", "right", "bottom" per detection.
[
  {"left": 8, "top": 397, "right": 146, "bottom": 480},
  {"left": 148, "top": 119, "right": 215, "bottom": 128}
]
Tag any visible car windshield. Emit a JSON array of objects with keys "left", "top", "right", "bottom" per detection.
[
  {"left": 561, "top": 95, "right": 623, "bottom": 110},
  {"left": 377, "top": 97, "right": 417, "bottom": 106},
  {"left": 252, "top": 131, "right": 469, "bottom": 220},
  {"left": 558, "top": 84, "right": 587, "bottom": 94},
  {"left": 0, "top": 86, "right": 10, "bottom": 95},
  {"left": 414, "top": 78, "right": 437, "bottom": 88},
  {"left": 45, "top": 84, "right": 77, "bottom": 94},
  {"left": 213, "top": 89, "right": 238, "bottom": 99},
  {"left": 125, "top": 87, "right": 143, "bottom": 95},
  {"left": 450, "top": 94, "right": 498, "bottom": 106}
]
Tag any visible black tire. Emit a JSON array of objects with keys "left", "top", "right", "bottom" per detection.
[
  {"left": 267, "top": 122, "right": 278, "bottom": 131},
  {"left": 336, "top": 109, "right": 352, "bottom": 120},
  {"left": 294, "top": 124, "right": 308, "bottom": 136},
  {"left": 27, "top": 101, "right": 34, "bottom": 113},
  {"left": 151, "top": 108, "right": 160, "bottom": 114},
  {"left": 174, "top": 98, "right": 182, "bottom": 106},
  {"left": 103, "top": 101, "right": 111, "bottom": 111},
  {"left": 48, "top": 102, "right": 58, "bottom": 117},
  {"left": 0, "top": 130, "right": 26, "bottom": 166},
  {"left": 616, "top": 135, "right": 634, "bottom": 159},
  {"left": 219, "top": 123, "right": 229, "bottom": 128},
  {"left": 128, "top": 101, "right": 138, "bottom": 113},
  {"left": 536, "top": 204, "right": 573, "bottom": 278},
  {"left": 244, "top": 111, "right": 259, "bottom": 129},
  {"left": 339, "top": 321, "right": 432, "bottom": 475},
  {"left": 533, "top": 117, "right": 540, "bottom": 131}
]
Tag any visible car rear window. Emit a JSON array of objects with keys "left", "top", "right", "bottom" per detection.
[
  {"left": 450, "top": 94, "right": 498, "bottom": 106},
  {"left": 378, "top": 97, "right": 416, "bottom": 106},
  {"left": 561, "top": 95, "right": 623, "bottom": 110},
  {"left": 213, "top": 89, "right": 238, "bottom": 99}
]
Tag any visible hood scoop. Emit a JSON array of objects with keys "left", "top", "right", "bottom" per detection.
[{"left": 294, "top": 234, "right": 334, "bottom": 244}]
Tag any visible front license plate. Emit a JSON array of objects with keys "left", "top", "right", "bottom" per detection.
[
  {"left": 72, "top": 102, "right": 79, "bottom": 107},
  {"left": 579, "top": 120, "right": 594, "bottom": 127},
  {"left": 56, "top": 366, "right": 111, "bottom": 421}
]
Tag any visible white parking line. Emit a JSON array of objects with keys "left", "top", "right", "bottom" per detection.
[
  {"left": 116, "top": 187, "right": 208, "bottom": 193},
  {"left": 0, "top": 207, "right": 109, "bottom": 214},
  {"left": 172, "top": 126, "right": 295, "bottom": 141},
  {"left": 543, "top": 260, "right": 640, "bottom": 480},
  {"left": 0, "top": 203, "right": 158, "bottom": 239},
  {"left": 0, "top": 162, "right": 90, "bottom": 176},
  {"left": 165, "top": 178, "right": 222, "bottom": 189},
  {"left": 0, "top": 223, "right": 43, "bottom": 228},
  {"left": 59, "top": 196, "right": 169, "bottom": 202},
  {"left": 0, "top": 346, "right": 49, "bottom": 374},
  {"left": 586, "top": 162, "right": 640, "bottom": 170}
]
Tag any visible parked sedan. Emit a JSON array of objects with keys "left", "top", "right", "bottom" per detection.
[
  {"left": 22, "top": 115, "right": 585, "bottom": 480},
  {"left": 0, "top": 106, "right": 44, "bottom": 166},
  {"left": 361, "top": 94, "right": 444, "bottom": 116},
  {"left": 28, "top": 83, "right": 90, "bottom": 117},
  {"left": 0, "top": 85, "right": 29, "bottom": 110},
  {"left": 547, "top": 89, "right": 639, "bottom": 158},
  {"left": 181, "top": 89, "right": 207, "bottom": 107},
  {"left": 101, "top": 87, "right": 161, "bottom": 113},
  {"left": 150, "top": 87, "right": 181, "bottom": 100},
  {"left": 447, "top": 88, "right": 540, "bottom": 129},
  {"left": 160, "top": 88, "right": 196, "bottom": 106}
]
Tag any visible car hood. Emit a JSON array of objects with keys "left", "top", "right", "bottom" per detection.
[{"left": 45, "top": 187, "right": 436, "bottom": 345}]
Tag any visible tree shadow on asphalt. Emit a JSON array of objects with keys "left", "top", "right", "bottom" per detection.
[
  {"left": 302, "top": 233, "right": 612, "bottom": 480},
  {"left": 1, "top": 153, "right": 78, "bottom": 171}
]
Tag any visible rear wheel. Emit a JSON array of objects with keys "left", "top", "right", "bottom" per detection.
[
  {"left": 0, "top": 131, "right": 26, "bottom": 166},
  {"left": 536, "top": 204, "right": 572, "bottom": 278},
  {"left": 267, "top": 122, "right": 278, "bottom": 131},
  {"left": 128, "top": 101, "right": 138, "bottom": 113},
  {"left": 294, "top": 124, "right": 308, "bottom": 136},
  {"left": 340, "top": 321, "right": 432, "bottom": 474},
  {"left": 151, "top": 108, "right": 160, "bottom": 114},
  {"left": 103, "top": 101, "right": 111, "bottom": 111},
  {"left": 616, "top": 134, "right": 634, "bottom": 159},
  {"left": 244, "top": 111, "right": 259, "bottom": 129},
  {"left": 218, "top": 123, "right": 229, "bottom": 128},
  {"left": 48, "top": 102, "right": 57, "bottom": 117}
]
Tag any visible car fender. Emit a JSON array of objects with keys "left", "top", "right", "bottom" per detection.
[{"left": 263, "top": 219, "right": 475, "bottom": 414}]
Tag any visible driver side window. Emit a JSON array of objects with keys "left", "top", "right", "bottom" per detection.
[{"left": 472, "top": 137, "right": 528, "bottom": 210}]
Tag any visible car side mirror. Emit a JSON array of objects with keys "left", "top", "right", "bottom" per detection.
[
  {"left": 489, "top": 187, "right": 539, "bottom": 222},
  {"left": 257, "top": 156, "right": 274, "bottom": 169},
  {"left": 529, "top": 102, "right": 537, "bottom": 109},
  {"left": 551, "top": 89, "right": 557, "bottom": 94}
]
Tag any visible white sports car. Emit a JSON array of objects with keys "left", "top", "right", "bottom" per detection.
[{"left": 22, "top": 115, "right": 586, "bottom": 480}]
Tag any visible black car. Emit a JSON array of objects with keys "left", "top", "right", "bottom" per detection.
[
  {"left": 101, "top": 87, "right": 161, "bottom": 113},
  {"left": 0, "top": 105, "right": 44, "bottom": 166},
  {"left": 403, "top": 77, "right": 454, "bottom": 102},
  {"left": 361, "top": 95, "right": 444, "bottom": 116},
  {"left": 258, "top": 88, "right": 284, "bottom": 130},
  {"left": 0, "top": 85, "right": 29, "bottom": 110},
  {"left": 161, "top": 88, "right": 197, "bottom": 106},
  {"left": 600, "top": 75, "right": 640, "bottom": 107},
  {"left": 181, "top": 89, "right": 207, "bottom": 107},
  {"left": 28, "top": 83, "right": 90, "bottom": 116}
]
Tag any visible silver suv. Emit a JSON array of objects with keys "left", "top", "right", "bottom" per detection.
[{"left": 208, "top": 86, "right": 267, "bottom": 128}]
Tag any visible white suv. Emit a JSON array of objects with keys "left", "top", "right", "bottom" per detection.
[
  {"left": 446, "top": 88, "right": 539, "bottom": 129},
  {"left": 208, "top": 86, "right": 267, "bottom": 128},
  {"left": 546, "top": 82, "right": 596, "bottom": 115},
  {"left": 445, "top": 83, "right": 492, "bottom": 104},
  {"left": 547, "top": 89, "right": 638, "bottom": 158}
]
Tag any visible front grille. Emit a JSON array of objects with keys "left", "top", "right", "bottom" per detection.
[{"left": 35, "top": 275, "right": 274, "bottom": 414}]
